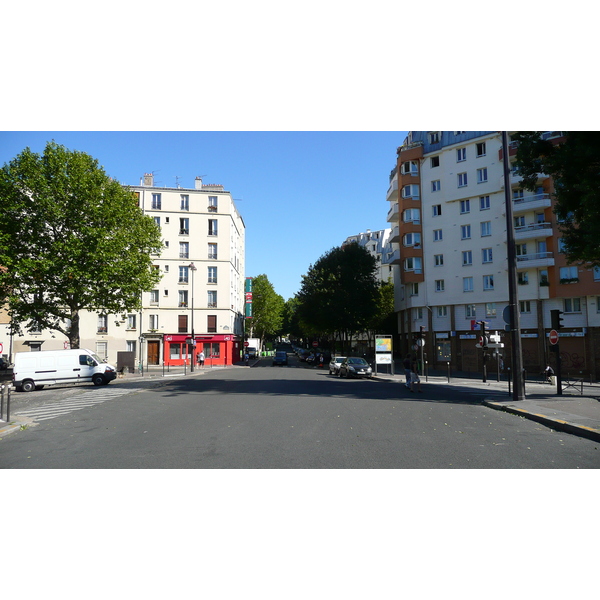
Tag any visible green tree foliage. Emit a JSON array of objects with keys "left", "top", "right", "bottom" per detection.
[
  {"left": 0, "top": 142, "right": 163, "bottom": 348},
  {"left": 246, "top": 274, "right": 284, "bottom": 342},
  {"left": 296, "top": 243, "right": 379, "bottom": 352},
  {"left": 281, "top": 296, "right": 303, "bottom": 340},
  {"left": 514, "top": 131, "right": 600, "bottom": 266}
]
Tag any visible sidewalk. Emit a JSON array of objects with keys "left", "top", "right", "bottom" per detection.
[{"left": 375, "top": 370, "right": 600, "bottom": 443}]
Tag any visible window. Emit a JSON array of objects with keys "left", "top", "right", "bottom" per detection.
[
  {"left": 208, "top": 219, "right": 218, "bottom": 236},
  {"left": 458, "top": 172, "right": 468, "bottom": 187},
  {"left": 403, "top": 232, "right": 421, "bottom": 246},
  {"left": 96, "top": 342, "right": 108, "bottom": 361},
  {"left": 466, "top": 304, "right": 476, "bottom": 318},
  {"left": 477, "top": 167, "right": 488, "bottom": 183},
  {"left": 179, "top": 242, "right": 189, "bottom": 259},
  {"left": 164, "top": 289, "right": 168, "bottom": 296},
  {"left": 480, "top": 195, "right": 490, "bottom": 210},
  {"left": 476, "top": 142, "right": 486, "bottom": 157},
  {"left": 462, "top": 250, "right": 473, "bottom": 266},
  {"left": 518, "top": 272, "right": 529, "bottom": 285},
  {"left": 208, "top": 243, "right": 218, "bottom": 259},
  {"left": 456, "top": 147, "right": 466, "bottom": 162},
  {"left": 180, "top": 195, "right": 189, "bottom": 211},
  {"left": 463, "top": 277, "right": 474, "bottom": 292},
  {"left": 208, "top": 290, "right": 217, "bottom": 308},
  {"left": 149, "top": 314, "right": 159, "bottom": 330},
  {"left": 208, "top": 196, "right": 218, "bottom": 211},
  {"left": 429, "top": 132, "right": 440, "bottom": 144},
  {"left": 208, "top": 266, "right": 218, "bottom": 283},
  {"left": 558, "top": 238, "right": 567, "bottom": 253},
  {"left": 401, "top": 161, "right": 418, "bottom": 175},
  {"left": 97, "top": 314, "right": 108, "bottom": 333},
  {"left": 564, "top": 298, "right": 581, "bottom": 313},
  {"left": 179, "top": 218, "right": 189, "bottom": 235},
  {"left": 150, "top": 289, "right": 159, "bottom": 304},
  {"left": 178, "top": 290, "right": 188, "bottom": 307},
  {"left": 516, "top": 243, "right": 527, "bottom": 256},
  {"left": 151, "top": 193, "right": 161, "bottom": 210},
  {"left": 410, "top": 283, "right": 419, "bottom": 296},
  {"left": 594, "top": 267, "right": 600, "bottom": 282},
  {"left": 402, "top": 184, "right": 419, "bottom": 198},
  {"left": 207, "top": 315, "right": 217, "bottom": 333},
  {"left": 153, "top": 216, "right": 161, "bottom": 227},
  {"left": 432, "top": 180, "right": 441, "bottom": 192},
  {"left": 403, "top": 208, "right": 420, "bottom": 223},
  {"left": 434, "top": 229, "right": 443, "bottom": 241},
  {"left": 520, "top": 300, "right": 531, "bottom": 313},
  {"left": 483, "top": 275, "right": 494, "bottom": 290},
  {"left": 414, "top": 307, "right": 423, "bottom": 320},
  {"left": 404, "top": 257, "right": 422, "bottom": 272},
  {"left": 430, "top": 156, "right": 440, "bottom": 168},
  {"left": 514, "top": 215, "right": 525, "bottom": 228},
  {"left": 513, "top": 189, "right": 524, "bottom": 200},
  {"left": 434, "top": 254, "right": 444, "bottom": 266},
  {"left": 461, "top": 224, "right": 471, "bottom": 239},
  {"left": 435, "top": 280, "right": 445, "bottom": 292},
  {"left": 432, "top": 204, "right": 442, "bottom": 217},
  {"left": 560, "top": 266, "right": 578, "bottom": 282},
  {"left": 482, "top": 248, "right": 493, "bottom": 263},
  {"left": 460, "top": 199, "right": 471, "bottom": 213},
  {"left": 485, "top": 303, "right": 496, "bottom": 317},
  {"left": 437, "top": 306, "right": 448, "bottom": 317},
  {"left": 127, "top": 314, "right": 136, "bottom": 330},
  {"left": 178, "top": 315, "right": 188, "bottom": 333},
  {"left": 179, "top": 266, "right": 189, "bottom": 284},
  {"left": 126, "top": 340, "right": 136, "bottom": 353},
  {"left": 481, "top": 221, "right": 491, "bottom": 236}
]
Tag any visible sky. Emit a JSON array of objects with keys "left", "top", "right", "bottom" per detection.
[{"left": 0, "top": 130, "right": 406, "bottom": 301}]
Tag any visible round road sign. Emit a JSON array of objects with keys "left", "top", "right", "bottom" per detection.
[
  {"left": 244, "top": 341, "right": 249, "bottom": 347},
  {"left": 549, "top": 329, "right": 559, "bottom": 345}
]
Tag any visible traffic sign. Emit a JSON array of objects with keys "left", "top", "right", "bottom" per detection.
[
  {"left": 312, "top": 341, "right": 318, "bottom": 347},
  {"left": 244, "top": 341, "right": 249, "bottom": 347},
  {"left": 549, "top": 329, "right": 559, "bottom": 345}
]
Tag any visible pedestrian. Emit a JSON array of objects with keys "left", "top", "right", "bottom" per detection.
[
  {"left": 199, "top": 350, "right": 205, "bottom": 368},
  {"left": 410, "top": 357, "right": 422, "bottom": 393},
  {"left": 403, "top": 354, "right": 412, "bottom": 388},
  {"left": 544, "top": 364, "right": 554, "bottom": 383},
  {"left": 244, "top": 352, "right": 249, "bottom": 366}
]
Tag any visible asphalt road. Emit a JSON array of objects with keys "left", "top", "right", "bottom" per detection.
[{"left": 1, "top": 353, "right": 599, "bottom": 468}]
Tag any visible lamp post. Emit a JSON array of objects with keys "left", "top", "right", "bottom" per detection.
[{"left": 189, "top": 262, "right": 197, "bottom": 372}]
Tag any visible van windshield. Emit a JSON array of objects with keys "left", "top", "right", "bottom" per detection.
[{"left": 90, "top": 353, "right": 104, "bottom": 363}]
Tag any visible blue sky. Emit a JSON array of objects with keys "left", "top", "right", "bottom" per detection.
[{"left": 0, "top": 131, "right": 406, "bottom": 301}]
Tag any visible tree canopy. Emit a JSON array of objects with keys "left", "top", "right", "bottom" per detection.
[
  {"left": 295, "top": 243, "right": 380, "bottom": 352},
  {"left": 0, "top": 141, "right": 163, "bottom": 348},
  {"left": 246, "top": 274, "right": 284, "bottom": 342},
  {"left": 514, "top": 131, "right": 600, "bottom": 266}
]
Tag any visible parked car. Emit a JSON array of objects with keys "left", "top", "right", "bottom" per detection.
[
  {"left": 328, "top": 356, "right": 346, "bottom": 375},
  {"left": 299, "top": 349, "right": 312, "bottom": 362},
  {"left": 272, "top": 351, "right": 288, "bottom": 366},
  {"left": 338, "top": 357, "right": 373, "bottom": 379},
  {"left": 246, "top": 347, "right": 257, "bottom": 359},
  {"left": 0, "top": 357, "right": 8, "bottom": 370}
]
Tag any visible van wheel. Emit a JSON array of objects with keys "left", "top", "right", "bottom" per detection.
[
  {"left": 92, "top": 374, "right": 105, "bottom": 386},
  {"left": 21, "top": 380, "right": 35, "bottom": 393}
]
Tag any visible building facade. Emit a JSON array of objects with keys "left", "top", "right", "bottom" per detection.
[
  {"left": 342, "top": 228, "right": 396, "bottom": 284},
  {"left": 4, "top": 174, "right": 246, "bottom": 368},
  {"left": 387, "top": 131, "right": 600, "bottom": 378}
]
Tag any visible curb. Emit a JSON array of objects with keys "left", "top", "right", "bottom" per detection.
[{"left": 482, "top": 399, "right": 600, "bottom": 443}]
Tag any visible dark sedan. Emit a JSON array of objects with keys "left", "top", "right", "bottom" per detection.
[
  {"left": 338, "top": 357, "right": 373, "bottom": 379},
  {"left": 272, "top": 351, "right": 288, "bottom": 366}
]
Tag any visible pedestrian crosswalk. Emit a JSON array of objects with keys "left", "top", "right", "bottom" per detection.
[{"left": 14, "top": 387, "right": 143, "bottom": 422}]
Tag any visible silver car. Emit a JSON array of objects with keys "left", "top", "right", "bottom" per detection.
[{"left": 328, "top": 356, "right": 346, "bottom": 375}]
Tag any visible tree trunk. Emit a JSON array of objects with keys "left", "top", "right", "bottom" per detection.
[{"left": 69, "top": 308, "right": 80, "bottom": 349}]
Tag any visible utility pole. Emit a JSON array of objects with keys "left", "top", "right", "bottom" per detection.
[{"left": 501, "top": 131, "right": 525, "bottom": 401}]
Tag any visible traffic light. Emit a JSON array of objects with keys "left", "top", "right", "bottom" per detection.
[
  {"left": 551, "top": 309, "right": 564, "bottom": 330},
  {"left": 419, "top": 325, "right": 426, "bottom": 338},
  {"left": 478, "top": 321, "right": 489, "bottom": 348}
]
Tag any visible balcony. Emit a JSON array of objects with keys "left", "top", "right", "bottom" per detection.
[
  {"left": 387, "top": 203, "right": 399, "bottom": 223},
  {"left": 389, "top": 225, "right": 400, "bottom": 244},
  {"left": 516, "top": 251, "right": 555, "bottom": 269},
  {"left": 500, "top": 171, "right": 549, "bottom": 189},
  {"left": 512, "top": 193, "right": 552, "bottom": 214},
  {"left": 386, "top": 179, "right": 398, "bottom": 202},
  {"left": 514, "top": 222, "right": 553, "bottom": 241},
  {"left": 385, "top": 249, "right": 401, "bottom": 265}
]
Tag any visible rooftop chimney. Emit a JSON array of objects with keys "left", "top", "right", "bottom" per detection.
[
  {"left": 143, "top": 173, "right": 154, "bottom": 187},
  {"left": 195, "top": 176, "right": 203, "bottom": 189}
]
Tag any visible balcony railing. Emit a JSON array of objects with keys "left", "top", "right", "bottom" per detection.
[{"left": 517, "top": 251, "right": 553, "bottom": 262}]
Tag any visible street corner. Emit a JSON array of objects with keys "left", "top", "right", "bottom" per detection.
[{"left": 0, "top": 416, "right": 37, "bottom": 438}]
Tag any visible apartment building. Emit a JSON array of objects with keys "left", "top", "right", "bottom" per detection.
[
  {"left": 342, "top": 228, "right": 396, "bottom": 283},
  {"left": 387, "top": 131, "right": 600, "bottom": 378},
  {"left": 6, "top": 174, "right": 246, "bottom": 368}
]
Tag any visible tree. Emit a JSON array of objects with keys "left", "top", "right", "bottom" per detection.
[
  {"left": 296, "top": 243, "right": 379, "bottom": 353},
  {"left": 246, "top": 274, "right": 284, "bottom": 343},
  {"left": 514, "top": 131, "right": 600, "bottom": 266},
  {"left": 0, "top": 142, "right": 163, "bottom": 348}
]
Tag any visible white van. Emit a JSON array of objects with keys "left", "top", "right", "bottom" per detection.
[{"left": 13, "top": 349, "right": 117, "bottom": 392}]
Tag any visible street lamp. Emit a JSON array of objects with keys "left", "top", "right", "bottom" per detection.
[{"left": 189, "top": 262, "right": 197, "bottom": 372}]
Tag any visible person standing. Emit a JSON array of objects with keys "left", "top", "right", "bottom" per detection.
[
  {"left": 403, "top": 354, "right": 412, "bottom": 388},
  {"left": 410, "top": 357, "right": 422, "bottom": 393},
  {"left": 198, "top": 350, "right": 205, "bottom": 368}
]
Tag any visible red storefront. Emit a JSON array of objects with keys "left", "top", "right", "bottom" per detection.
[{"left": 162, "top": 334, "right": 242, "bottom": 367}]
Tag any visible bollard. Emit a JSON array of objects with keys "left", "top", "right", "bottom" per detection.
[
  {"left": 1, "top": 383, "right": 4, "bottom": 420},
  {"left": 6, "top": 384, "right": 11, "bottom": 422},
  {"left": 447, "top": 361, "right": 451, "bottom": 383}
]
